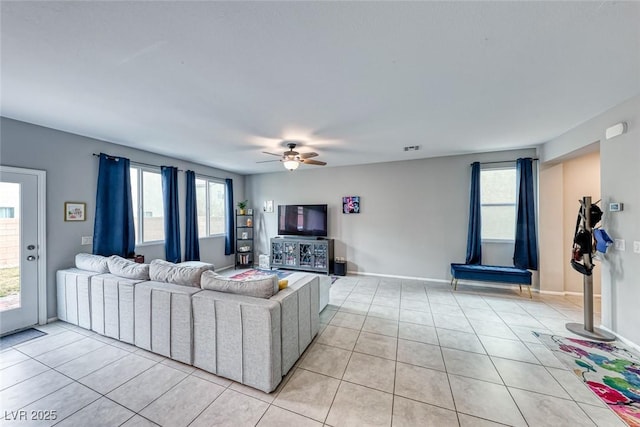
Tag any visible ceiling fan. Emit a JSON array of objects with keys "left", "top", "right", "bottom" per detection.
[{"left": 258, "top": 142, "right": 327, "bottom": 171}]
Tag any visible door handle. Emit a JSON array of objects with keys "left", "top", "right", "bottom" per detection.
[{"left": 27, "top": 255, "right": 38, "bottom": 261}]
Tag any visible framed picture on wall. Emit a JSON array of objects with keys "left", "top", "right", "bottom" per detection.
[
  {"left": 263, "top": 200, "right": 274, "bottom": 213},
  {"left": 65, "top": 202, "right": 86, "bottom": 221},
  {"left": 343, "top": 196, "right": 360, "bottom": 214}
]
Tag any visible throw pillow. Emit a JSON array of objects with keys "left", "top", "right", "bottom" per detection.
[
  {"left": 200, "top": 270, "right": 279, "bottom": 299},
  {"left": 278, "top": 279, "right": 288, "bottom": 290},
  {"left": 150, "top": 259, "right": 213, "bottom": 287},
  {"left": 107, "top": 255, "right": 150, "bottom": 280},
  {"left": 75, "top": 253, "right": 109, "bottom": 273}
]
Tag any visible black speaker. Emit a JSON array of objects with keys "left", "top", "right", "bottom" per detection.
[{"left": 334, "top": 260, "right": 346, "bottom": 276}]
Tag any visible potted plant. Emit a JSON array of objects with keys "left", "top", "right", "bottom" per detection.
[{"left": 237, "top": 200, "right": 248, "bottom": 215}]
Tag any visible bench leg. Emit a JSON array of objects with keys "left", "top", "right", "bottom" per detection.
[
  {"left": 528, "top": 286, "right": 532, "bottom": 299},
  {"left": 450, "top": 276, "right": 455, "bottom": 288},
  {"left": 453, "top": 278, "right": 458, "bottom": 291},
  {"left": 519, "top": 285, "right": 522, "bottom": 293}
]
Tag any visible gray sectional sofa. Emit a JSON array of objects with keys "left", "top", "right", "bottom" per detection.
[{"left": 57, "top": 254, "right": 320, "bottom": 392}]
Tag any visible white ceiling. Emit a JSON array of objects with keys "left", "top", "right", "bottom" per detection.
[{"left": 1, "top": 1, "right": 639, "bottom": 174}]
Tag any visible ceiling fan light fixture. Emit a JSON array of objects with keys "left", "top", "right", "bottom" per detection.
[{"left": 283, "top": 160, "right": 299, "bottom": 171}]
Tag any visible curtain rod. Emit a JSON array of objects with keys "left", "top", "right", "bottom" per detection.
[
  {"left": 92, "top": 153, "right": 231, "bottom": 181},
  {"left": 92, "top": 153, "right": 183, "bottom": 171},
  {"left": 470, "top": 158, "right": 539, "bottom": 166}
]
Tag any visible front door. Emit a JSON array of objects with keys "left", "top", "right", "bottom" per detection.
[{"left": 0, "top": 168, "right": 42, "bottom": 335}]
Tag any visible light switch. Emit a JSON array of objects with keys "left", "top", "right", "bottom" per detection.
[
  {"left": 614, "top": 239, "right": 625, "bottom": 251},
  {"left": 81, "top": 236, "right": 93, "bottom": 245},
  {"left": 634, "top": 241, "right": 640, "bottom": 254}
]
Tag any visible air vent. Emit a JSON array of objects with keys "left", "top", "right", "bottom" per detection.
[{"left": 403, "top": 145, "right": 420, "bottom": 152}]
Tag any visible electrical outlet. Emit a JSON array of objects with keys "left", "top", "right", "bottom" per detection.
[
  {"left": 634, "top": 241, "right": 640, "bottom": 254},
  {"left": 81, "top": 236, "right": 93, "bottom": 245},
  {"left": 614, "top": 239, "right": 625, "bottom": 251}
]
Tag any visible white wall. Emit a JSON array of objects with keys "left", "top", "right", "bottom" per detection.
[
  {"left": 246, "top": 148, "right": 537, "bottom": 282},
  {"left": 562, "top": 151, "right": 601, "bottom": 294},
  {"left": 539, "top": 163, "right": 564, "bottom": 293},
  {"left": 0, "top": 117, "right": 245, "bottom": 319},
  {"left": 541, "top": 94, "right": 640, "bottom": 346}
]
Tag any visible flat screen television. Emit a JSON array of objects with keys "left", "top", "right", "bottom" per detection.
[{"left": 277, "top": 204, "right": 328, "bottom": 237}]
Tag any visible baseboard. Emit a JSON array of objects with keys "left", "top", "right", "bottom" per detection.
[
  {"left": 346, "top": 271, "right": 539, "bottom": 293},
  {"left": 46, "top": 317, "right": 58, "bottom": 324},
  {"left": 600, "top": 325, "right": 640, "bottom": 353},
  {"left": 346, "top": 270, "right": 440, "bottom": 282},
  {"left": 339, "top": 270, "right": 606, "bottom": 299},
  {"left": 538, "top": 290, "right": 566, "bottom": 296},
  {"left": 537, "top": 290, "right": 603, "bottom": 298}
]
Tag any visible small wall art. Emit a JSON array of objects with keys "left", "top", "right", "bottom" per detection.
[
  {"left": 342, "top": 196, "right": 360, "bottom": 214},
  {"left": 263, "top": 200, "right": 274, "bottom": 213},
  {"left": 65, "top": 202, "right": 86, "bottom": 221}
]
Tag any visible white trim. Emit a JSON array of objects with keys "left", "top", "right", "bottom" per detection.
[
  {"left": 600, "top": 325, "right": 640, "bottom": 353},
  {"left": 346, "top": 271, "right": 548, "bottom": 296},
  {"left": 47, "top": 317, "right": 59, "bottom": 323},
  {"left": 538, "top": 290, "right": 567, "bottom": 296},
  {"left": 346, "top": 270, "right": 435, "bottom": 281},
  {"left": 0, "top": 166, "right": 47, "bottom": 326}
]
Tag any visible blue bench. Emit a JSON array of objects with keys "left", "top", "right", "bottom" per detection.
[{"left": 450, "top": 263, "right": 533, "bottom": 298}]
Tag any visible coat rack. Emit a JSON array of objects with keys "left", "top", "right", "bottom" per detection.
[{"left": 565, "top": 196, "right": 615, "bottom": 341}]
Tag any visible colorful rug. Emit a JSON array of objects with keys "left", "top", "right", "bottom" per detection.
[
  {"left": 535, "top": 332, "right": 640, "bottom": 426},
  {"left": 229, "top": 269, "right": 340, "bottom": 284},
  {"left": 230, "top": 269, "right": 293, "bottom": 280}
]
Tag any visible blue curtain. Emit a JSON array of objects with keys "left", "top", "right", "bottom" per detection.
[
  {"left": 184, "top": 170, "right": 200, "bottom": 261},
  {"left": 93, "top": 153, "right": 135, "bottom": 257},
  {"left": 224, "top": 178, "right": 234, "bottom": 255},
  {"left": 513, "top": 158, "right": 538, "bottom": 270},
  {"left": 465, "top": 162, "right": 482, "bottom": 264},
  {"left": 161, "top": 166, "right": 181, "bottom": 263}
]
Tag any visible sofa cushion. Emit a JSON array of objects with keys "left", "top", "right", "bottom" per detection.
[
  {"left": 107, "top": 255, "right": 150, "bottom": 280},
  {"left": 75, "top": 253, "right": 109, "bottom": 273},
  {"left": 149, "top": 259, "right": 213, "bottom": 287},
  {"left": 200, "top": 270, "right": 278, "bottom": 299},
  {"left": 178, "top": 261, "right": 215, "bottom": 271}
]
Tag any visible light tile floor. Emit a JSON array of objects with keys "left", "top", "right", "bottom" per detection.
[{"left": 0, "top": 276, "right": 628, "bottom": 426}]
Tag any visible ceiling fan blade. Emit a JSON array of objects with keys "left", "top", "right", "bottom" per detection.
[
  {"left": 299, "top": 152, "right": 318, "bottom": 159},
  {"left": 301, "top": 159, "right": 326, "bottom": 166},
  {"left": 262, "top": 151, "right": 282, "bottom": 157},
  {"left": 256, "top": 159, "right": 281, "bottom": 163}
]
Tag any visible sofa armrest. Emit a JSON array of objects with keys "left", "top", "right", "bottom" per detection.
[
  {"left": 192, "top": 290, "right": 282, "bottom": 393},
  {"left": 270, "top": 274, "right": 320, "bottom": 374}
]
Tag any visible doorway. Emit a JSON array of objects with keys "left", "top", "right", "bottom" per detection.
[{"left": 0, "top": 166, "right": 47, "bottom": 335}]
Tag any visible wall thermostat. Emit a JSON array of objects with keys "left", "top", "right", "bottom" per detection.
[{"left": 609, "top": 202, "right": 624, "bottom": 212}]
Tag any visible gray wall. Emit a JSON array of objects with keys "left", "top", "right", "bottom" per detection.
[
  {"left": 246, "top": 148, "right": 537, "bottom": 281},
  {"left": 541, "top": 94, "right": 640, "bottom": 347},
  {"left": 0, "top": 117, "right": 245, "bottom": 319}
]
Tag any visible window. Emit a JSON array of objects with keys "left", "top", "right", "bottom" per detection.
[
  {"left": 130, "top": 166, "right": 165, "bottom": 243},
  {"left": 195, "top": 177, "right": 226, "bottom": 237},
  {"left": 481, "top": 167, "right": 516, "bottom": 241},
  {"left": 0, "top": 207, "right": 15, "bottom": 218}
]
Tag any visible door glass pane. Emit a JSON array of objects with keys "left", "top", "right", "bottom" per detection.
[{"left": 0, "top": 182, "right": 21, "bottom": 311}]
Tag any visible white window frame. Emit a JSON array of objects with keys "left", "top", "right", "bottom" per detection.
[
  {"left": 480, "top": 165, "right": 517, "bottom": 243},
  {"left": 130, "top": 165, "right": 165, "bottom": 245},
  {"left": 196, "top": 176, "right": 227, "bottom": 238}
]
